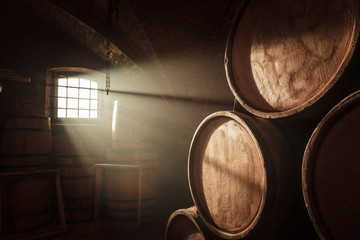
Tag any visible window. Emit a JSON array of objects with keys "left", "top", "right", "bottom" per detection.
[
  {"left": 56, "top": 76, "right": 98, "bottom": 119},
  {"left": 46, "top": 67, "right": 103, "bottom": 120}
]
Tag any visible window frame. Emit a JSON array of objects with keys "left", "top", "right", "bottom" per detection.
[{"left": 46, "top": 67, "right": 104, "bottom": 124}]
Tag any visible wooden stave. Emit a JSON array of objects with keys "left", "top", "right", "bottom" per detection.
[
  {"left": 188, "top": 111, "right": 296, "bottom": 239},
  {"left": 0, "top": 116, "right": 51, "bottom": 169},
  {"left": 302, "top": 90, "right": 360, "bottom": 240},
  {"left": 0, "top": 116, "right": 54, "bottom": 233},
  {"left": 103, "top": 147, "right": 160, "bottom": 221},
  {"left": 1, "top": 175, "right": 54, "bottom": 234},
  {"left": 165, "top": 206, "right": 217, "bottom": 240},
  {"left": 224, "top": 0, "right": 360, "bottom": 120},
  {"left": 55, "top": 154, "right": 100, "bottom": 223}
]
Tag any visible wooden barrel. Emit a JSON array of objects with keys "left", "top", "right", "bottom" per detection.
[
  {"left": 188, "top": 111, "right": 296, "bottom": 239},
  {"left": 104, "top": 143, "right": 160, "bottom": 221},
  {"left": 1, "top": 175, "right": 54, "bottom": 234},
  {"left": 302, "top": 90, "right": 360, "bottom": 240},
  {"left": 165, "top": 206, "right": 216, "bottom": 240},
  {"left": 56, "top": 154, "right": 99, "bottom": 223},
  {"left": 0, "top": 116, "right": 51, "bottom": 169},
  {"left": 225, "top": 0, "right": 359, "bottom": 119}
]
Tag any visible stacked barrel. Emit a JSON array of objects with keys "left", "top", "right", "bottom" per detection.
[
  {"left": 166, "top": 0, "right": 360, "bottom": 239},
  {"left": 52, "top": 123, "right": 109, "bottom": 223},
  {"left": 0, "top": 116, "right": 54, "bottom": 234}
]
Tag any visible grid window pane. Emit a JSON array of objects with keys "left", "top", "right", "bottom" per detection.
[
  {"left": 68, "top": 88, "right": 78, "bottom": 98},
  {"left": 90, "top": 100, "right": 98, "bottom": 110},
  {"left": 58, "top": 78, "right": 67, "bottom": 86},
  {"left": 91, "top": 90, "right": 98, "bottom": 99},
  {"left": 79, "top": 110, "right": 89, "bottom": 118},
  {"left": 68, "top": 99, "right": 78, "bottom": 109},
  {"left": 58, "top": 98, "right": 66, "bottom": 108},
  {"left": 67, "top": 109, "right": 78, "bottom": 118},
  {"left": 58, "top": 87, "right": 67, "bottom": 97},
  {"left": 68, "top": 78, "right": 79, "bottom": 87},
  {"left": 79, "top": 89, "right": 90, "bottom": 99},
  {"left": 55, "top": 75, "right": 99, "bottom": 119},
  {"left": 58, "top": 109, "right": 66, "bottom": 118},
  {"left": 90, "top": 110, "right": 97, "bottom": 119},
  {"left": 80, "top": 79, "right": 90, "bottom": 88},
  {"left": 90, "top": 100, "right": 97, "bottom": 110},
  {"left": 79, "top": 99, "right": 89, "bottom": 109},
  {"left": 91, "top": 81, "right": 98, "bottom": 89}
]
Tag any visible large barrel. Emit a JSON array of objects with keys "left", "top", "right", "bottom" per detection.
[
  {"left": 225, "top": 0, "right": 359, "bottom": 119},
  {"left": 104, "top": 142, "right": 160, "bottom": 221},
  {"left": 56, "top": 154, "right": 100, "bottom": 223},
  {"left": 1, "top": 175, "right": 54, "bottom": 234},
  {"left": 165, "top": 207, "right": 216, "bottom": 240},
  {"left": 0, "top": 116, "right": 51, "bottom": 169},
  {"left": 302, "top": 90, "right": 360, "bottom": 240},
  {"left": 188, "top": 111, "right": 296, "bottom": 239},
  {"left": 0, "top": 116, "right": 53, "bottom": 234}
]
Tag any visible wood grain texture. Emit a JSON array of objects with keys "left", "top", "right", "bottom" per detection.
[
  {"left": 56, "top": 155, "right": 99, "bottom": 223},
  {"left": 194, "top": 117, "right": 264, "bottom": 233},
  {"left": 103, "top": 148, "right": 160, "bottom": 220},
  {"left": 165, "top": 207, "right": 212, "bottom": 240},
  {"left": 303, "top": 90, "right": 360, "bottom": 240},
  {"left": 226, "top": 0, "right": 359, "bottom": 118},
  {"left": 1, "top": 176, "right": 53, "bottom": 234},
  {"left": 188, "top": 111, "right": 295, "bottom": 239},
  {"left": 0, "top": 117, "right": 51, "bottom": 169}
]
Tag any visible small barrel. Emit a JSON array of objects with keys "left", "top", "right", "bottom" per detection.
[
  {"left": 1, "top": 175, "right": 54, "bottom": 234},
  {"left": 165, "top": 206, "right": 216, "bottom": 240},
  {"left": 104, "top": 143, "right": 160, "bottom": 221},
  {"left": 188, "top": 111, "right": 296, "bottom": 239},
  {"left": 0, "top": 116, "right": 51, "bottom": 169},
  {"left": 225, "top": 0, "right": 359, "bottom": 119},
  {"left": 302, "top": 90, "right": 360, "bottom": 239},
  {"left": 56, "top": 154, "right": 99, "bottom": 223}
]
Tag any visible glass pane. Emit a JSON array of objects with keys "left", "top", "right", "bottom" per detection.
[
  {"left": 58, "top": 98, "right": 66, "bottom": 108},
  {"left": 68, "top": 78, "right": 79, "bottom": 87},
  {"left": 67, "top": 109, "right": 78, "bottom": 118},
  {"left": 79, "top": 89, "right": 90, "bottom": 99},
  {"left": 91, "top": 81, "right": 98, "bottom": 89},
  {"left": 68, "top": 88, "right": 78, "bottom": 98},
  {"left": 58, "top": 78, "right": 67, "bottom": 86},
  {"left": 79, "top": 110, "right": 89, "bottom": 118},
  {"left": 68, "top": 99, "right": 78, "bottom": 109},
  {"left": 91, "top": 90, "right": 98, "bottom": 99},
  {"left": 80, "top": 79, "right": 90, "bottom": 88},
  {"left": 58, "top": 87, "right": 67, "bottom": 97},
  {"left": 58, "top": 109, "right": 66, "bottom": 118},
  {"left": 90, "top": 100, "right": 97, "bottom": 110},
  {"left": 79, "top": 99, "right": 89, "bottom": 109},
  {"left": 90, "top": 110, "right": 98, "bottom": 119}
]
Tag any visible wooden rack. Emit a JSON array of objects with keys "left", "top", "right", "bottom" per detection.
[
  {"left": 0, "top": 169, "right": 66, "bottom": 240},
  {"left": 93, "top": 163, "right": 143, "bottom": 227}
]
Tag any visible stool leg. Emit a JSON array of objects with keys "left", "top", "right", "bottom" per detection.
[
  {"left": 55, "top": 172, "right": 66, "bottom": 231},
  {"left": 138, "top": 166, "right": 143, "bottom": 227},
  {"left": 94, "top": 167, "right": 102, "bottom": 221}
]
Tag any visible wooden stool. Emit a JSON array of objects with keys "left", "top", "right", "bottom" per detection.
[
  {"left": 93, "top": 163, "right": 143, "bottom": 227},
  {"left": 0, "top": 169, "right": 66, "bottom": 240}
]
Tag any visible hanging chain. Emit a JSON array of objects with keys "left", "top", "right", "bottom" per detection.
[
  {"left": 105, "top": 0, "right": 120, "bottom": 95},
  {"left": 105, "top": 38, "right": 111, "bottom": 95}
]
